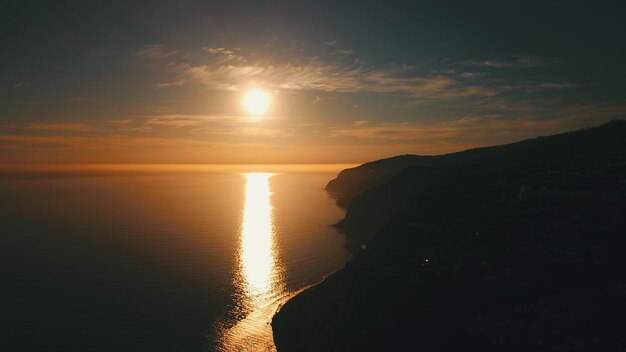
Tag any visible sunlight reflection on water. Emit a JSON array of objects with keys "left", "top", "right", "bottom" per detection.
[
  {"left": 218, "top": 173, "right": 286, "bottom": 351},
  {"left": 0, "top": 166, "right": 352, "bottom": 351},
  {"left": 240, "top": 173, "right": 283, "bottom": 298}
]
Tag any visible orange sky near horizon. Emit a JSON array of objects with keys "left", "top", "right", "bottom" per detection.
[{"left": 1, "top": 109, "right": 617, "bottom": 165}]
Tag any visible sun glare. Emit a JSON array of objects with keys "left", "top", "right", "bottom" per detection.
[{"left": 243, "top": 90, "right": 270, "bottom": 115}]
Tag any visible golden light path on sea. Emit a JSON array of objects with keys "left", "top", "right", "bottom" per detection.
[
  {"left": 219, "top": 173, "right": 285, "bottom": 351},
  {"left": 240, "top": 173, "right": 279, "bottom": 298}
]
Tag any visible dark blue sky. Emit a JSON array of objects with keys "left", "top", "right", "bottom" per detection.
[{"left": 1, "top": 0, "right": 625, "bottom": 163}]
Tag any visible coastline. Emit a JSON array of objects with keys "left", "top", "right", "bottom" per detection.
[{"left": 271, "top": 121, "right": 626, "bottom": 351}]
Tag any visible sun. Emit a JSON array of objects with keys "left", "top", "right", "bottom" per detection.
[{"left": 243, "top": 89, "right": 270, "bottom": 115}]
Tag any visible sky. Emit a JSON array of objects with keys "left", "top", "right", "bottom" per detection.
[{"left": 1, "top": 0, "right": 625, "bottom": 164}]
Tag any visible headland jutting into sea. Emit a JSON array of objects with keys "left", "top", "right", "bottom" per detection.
[{"left": 272, "top": 120, "right": 626, "bottom": 351}]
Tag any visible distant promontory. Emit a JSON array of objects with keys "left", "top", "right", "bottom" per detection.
[{"left": 273, "top": 121, "right": 626, "bottom": 351}]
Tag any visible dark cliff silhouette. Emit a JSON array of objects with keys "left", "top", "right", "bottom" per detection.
[
  {"left": 273, "top": 120, "right": 626, "bottom": 351},
  {"left": 329, "top": 121, "right": 626, "bottom": 253}
]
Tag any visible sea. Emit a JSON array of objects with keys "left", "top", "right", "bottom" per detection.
[{"left": 0, "top": 164, "right": 354, "bottom": 351}]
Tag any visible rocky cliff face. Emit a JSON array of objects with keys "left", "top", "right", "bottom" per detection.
[{"left": 273, "top": 121, "right": 626, "bottom": 351}]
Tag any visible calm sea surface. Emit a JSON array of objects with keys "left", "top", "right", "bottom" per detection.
[{"left": 0, "top": 164, "right": 353, "bottom": 351}]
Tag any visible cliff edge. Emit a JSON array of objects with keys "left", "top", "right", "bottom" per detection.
[{"left": 273, "top": 121, "right": 626, "bottom": 351}]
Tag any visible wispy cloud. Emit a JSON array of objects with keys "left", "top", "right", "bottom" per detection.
[
  {"left": 333, "top": 49, "right": 354, "bottom": 55},
  {"left": 463, "top": 55, "right": 568, "bottom": 69},
  {"left": 203, "top": 47, "right": 246, "bottom": 62},
  {"left": 179, "top": 57, "right": 497, "bottom": 99},
  {"left": 331, "top": 110, "right": 626, "bottom": 150},
  {"left": 156, "top": 81, "right": 185, "bottom": 89},
  {"left": 125, "top": 44, "right": 609, "bottom": 155},
  {"left": 144, "top": 115, "right": 213, "bottom": 128},
  {"left": 535, "top": 82, "right": 582, "bottom": 90},
  {"left": 0, "top": 135, "right": 213, "bottom": 150},
  {"left": 100, "top": 114, "right": 245, "bottom": 134},
  {"left": 331, "top": 121, "right": 457, "bottom": 141},
  {"left": 65, "top": 105, "right": 624, "bottom": 145},
  {"left": 204, "top": 47, "right": 234, "bottom": 55},
  {"left": 133, "top": 44, "right": 504, "bottom": 99},
  {"left": 460, "top": 72, "right": 482, "bottom": 79},
  {"left": 107, "top": 119, "right": 133, "bottom": 125},
  {"left": 133, "top": 44, "right": 582, "bottom": 106},
  {"left": 25, "top": 123, "right": 95, "bottom": 132}
]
